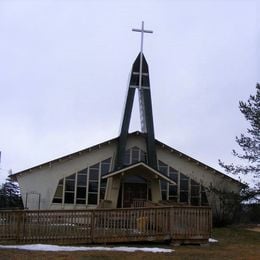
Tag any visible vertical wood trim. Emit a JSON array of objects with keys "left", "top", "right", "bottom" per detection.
[
  {"left": 91, "top": 210, "right": 95, "bottom": 243},
  {"left": 86, "top": 167, "right": 90, "bottom": 206},
  {"left": 74, "top": 173, "right": 78, "bottom": 206},
  {"left": 15, "top": 211, "right": 22, "bottom": 243},
  {"left": 177, "top": 171, "right": 180, "bottom": 203},
  {"left": 98, "top": 162, "right": 101, "bottom": 203},
  {"left": 188, "top": 177, "right": 191, "bottom": 205}
]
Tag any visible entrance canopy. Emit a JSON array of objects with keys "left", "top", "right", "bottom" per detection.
[{"left": 102, "top": 162, "right": 176, "bottom": 185}]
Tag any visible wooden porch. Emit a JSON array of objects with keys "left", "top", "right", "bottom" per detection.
[{"left": 0, "top": 205, "right": 212, "bottom": 245}]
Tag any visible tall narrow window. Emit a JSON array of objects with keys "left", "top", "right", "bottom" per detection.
[
  {"left": 100, "top": 158, "right": 111, "bottom": 200},
  {"left": 76, "top": 168, "right": 88, "bottom": 204},
  {"left": 132, "top": 147, "right": 140, "bottom": 163},
  {"left": 52, "top": 179, "right": 64, "bottom": 203},
  {"left": 158, "top": 160, "right": 168, "bottom": 200},
  {"left": 180, "top": 173, "right": 189, "bottom": 203},
  {"left": 64, "top": 174, "right": 76, "bottom": 204},
  {"left": 190, "top": 179, "right": 200, "bottom": 206},
  {"left": 169, "top": 167, "right": 178, "bottom": 202},
  {"left": 88, "top": 163, "right": 99, "bottom": 205},
  {"left": 201, "top": 186, "right": 209, "bottom": 205}
]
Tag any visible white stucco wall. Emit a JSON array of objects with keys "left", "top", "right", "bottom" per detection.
[{"left": 17, "top": 142, "right": 117, "bottom": 210}]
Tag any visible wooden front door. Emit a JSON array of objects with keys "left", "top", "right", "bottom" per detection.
[{"left": 123, "top": 183, "right": 147, "bottom": 208}]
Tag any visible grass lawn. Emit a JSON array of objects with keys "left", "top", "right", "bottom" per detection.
[{"left": 0, "top": 226, "right": 259, "bottom": 259}]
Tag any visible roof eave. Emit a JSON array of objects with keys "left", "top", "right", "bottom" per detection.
[
  {"left": 11, "top": 131, "right": 244, "bottom": 188},
  {"left": 102, "top": 161, "right": 176, "bottom": 185}
]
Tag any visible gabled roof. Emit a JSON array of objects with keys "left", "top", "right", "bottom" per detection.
[
  {"left": 10, "top": 131, "right": 243, "bottom": 187},
  {"left": 102, "top": 161, "right": 176, "bottom": 185},
  {"left": 11, "top": 135, "right": 119, "bottom": 179}
]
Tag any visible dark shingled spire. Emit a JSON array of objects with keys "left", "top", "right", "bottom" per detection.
[
  {"left": 130, "top": 53, "right": 150, "bottom": 87},
  {"left": 115, "top": 52, "right": 157, "bottom": 170}
]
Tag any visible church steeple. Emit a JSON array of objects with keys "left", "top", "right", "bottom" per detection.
[
  {"left": 115, "top": 22, "right": 157, "bottom": 170},
  {"left": 131, "top": 52, "right": 151, "bottom": 133}
]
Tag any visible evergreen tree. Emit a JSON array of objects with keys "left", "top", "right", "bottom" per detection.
[
  {"left": 0, "top": 177, "right": 23, "bottom": 209},
  {"left": 219, "top": 83, "right": 260, "bottom": 202}
]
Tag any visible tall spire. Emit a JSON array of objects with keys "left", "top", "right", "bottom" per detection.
[
  {"left": 115, "top": 23, "right": 157, "bottom": 170},
  {"left": 131, "top": 21, "right": 153, "bottom": 132},
  {"left": 130, "top": 53, "right": 151, "bottom": 133}
]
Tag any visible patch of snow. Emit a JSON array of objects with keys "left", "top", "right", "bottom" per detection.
[
  {"left": 0, "top": 244, "right": 173, "bottom": 253},
  {"left": 50, "top": 224, "right": 76, "bottom": 227},
  {"left": 208, "top": 238, "right": 218, "bottom": 243}
]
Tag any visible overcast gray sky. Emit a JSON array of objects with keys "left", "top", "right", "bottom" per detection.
[{"left": 0, "top": 0, "right": 259, "bottom": 185}]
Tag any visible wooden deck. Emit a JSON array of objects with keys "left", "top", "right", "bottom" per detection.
[{"left": 0, "top": 206, "right": 212, "bottom": 245}]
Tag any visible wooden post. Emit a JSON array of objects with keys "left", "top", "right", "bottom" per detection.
[
  {"left": 169, "top": 207, "right": 174, "bottom": 239},
  {"left": 209, "top": 208, "right": 212, "bottom": 236},
  {"left": 16, "top": 211, "right": 23, "bottom": 244},
  {"left": 91, "top": 211, "right": 95, "bottom": 243}
]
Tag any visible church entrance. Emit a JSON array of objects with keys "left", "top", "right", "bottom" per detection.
[{"left": 122, "top": 183, "right": 148, "bottom": 208}]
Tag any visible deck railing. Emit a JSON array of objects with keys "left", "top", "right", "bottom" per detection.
[{"left": 0, "top": 206, "right": 211, "bottom": 245}]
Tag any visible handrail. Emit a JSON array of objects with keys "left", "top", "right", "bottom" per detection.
[{"left": 0, "top": 206, "right": 212, "bottom": 245}]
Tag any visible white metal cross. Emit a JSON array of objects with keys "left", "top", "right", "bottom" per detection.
[{"left": 132, "top": 21, "right": 153, "bottom": 89}]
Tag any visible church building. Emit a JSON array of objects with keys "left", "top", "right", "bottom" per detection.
[{"left": 11, "top": 23, "right": 242, "bottom": 218}]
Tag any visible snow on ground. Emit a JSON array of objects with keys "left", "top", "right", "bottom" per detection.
[
  {"left": 209, "top": 238, "right": 218, "bottom": 243},
  {"left": 0, "top": 239, "right": 218, "bottom": 251},
  {"left": 0, "top": 244, "right": 173, "bottom": 253}
]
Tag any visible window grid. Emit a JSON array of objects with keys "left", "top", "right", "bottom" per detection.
[
  {"left": 169, "top": 167, "right": 178, "bottom": 202},
  {"left": 123, "top": 146, "right": 147, "bottom": 166},
  {"left": 64, "top": 174, "right": 76, "bottom": 204},
  {"left": 190, "top": 179, "right": 201, "bottom": 206},
  {"left": 158, "top": 160, "right": 168, "bottom": 201},
  {"left": 88, "top": 163, "right": 99, "bottom": 205},
  {"left": 52, "top": 158, "right": 112, "bottom": 206},
  {"left": 158, "top": 160, "right": 208, "bottom": 206},
  {"left": 76, "top": 172, "right": 87, "bottom": 204}
]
